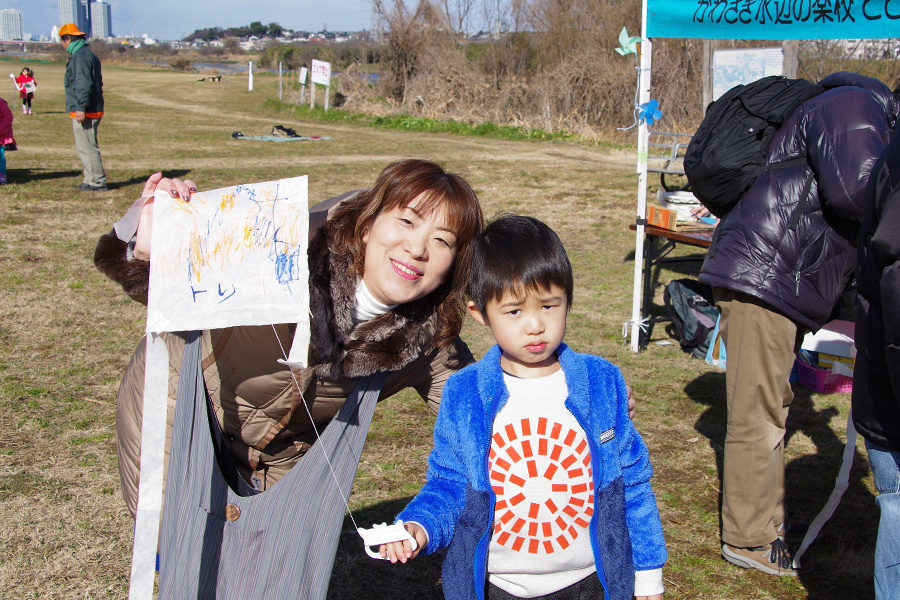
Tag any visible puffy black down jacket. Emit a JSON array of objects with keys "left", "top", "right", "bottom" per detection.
[
  {"left": 852, "top": 130, "right": 900, "bottom": 452},
  {"left": 700, "top": 72, "right": 899, "bottom": 332}
]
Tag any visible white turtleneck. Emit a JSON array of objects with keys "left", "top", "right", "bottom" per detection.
[{"left": 352, "top": 279, "right": 399, "bottom": 324}]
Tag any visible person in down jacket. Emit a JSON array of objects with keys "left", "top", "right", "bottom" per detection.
[
  {"left": 852, "top": 119, "right": 900, "bottom": 599},
  {"left": 699, "top": 72, "right": 899, "bottom": 575}
]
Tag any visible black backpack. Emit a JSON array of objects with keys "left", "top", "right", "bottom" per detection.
[
  {"left": 663, "top": 279, "right": 719, "bottom": 359},
  {"left": 684, "top": 76, "right": 825, "bottom": 218}
]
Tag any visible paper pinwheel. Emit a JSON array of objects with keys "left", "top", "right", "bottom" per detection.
[
  {"left": 639, "top": 99, "right": 662, "bottom": 125},
  {"left": 615, "top": 27, "right": 642, "bottom": 58}
]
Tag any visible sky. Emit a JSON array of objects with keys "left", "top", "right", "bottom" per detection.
[{"left": 8, "top": 0, "right": 375, "bottom": 41}]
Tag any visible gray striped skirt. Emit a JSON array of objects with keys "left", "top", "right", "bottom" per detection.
[{"left": 158, "top": 331, "right": 386, "bottom": 599}]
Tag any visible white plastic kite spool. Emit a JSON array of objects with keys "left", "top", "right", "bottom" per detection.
[{"left": 357, "top": 521, "right": 419, "bottom": 559}]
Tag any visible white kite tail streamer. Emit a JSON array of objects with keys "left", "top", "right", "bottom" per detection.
[
  {"left": 129, "top": 333, "right": 170, "bottom": 600},
  {"left": 792, "top": 410, "right": 858, "bottom": 568},
  {"left": 270, "top": 325, "right": 414, "bottom": 559}
]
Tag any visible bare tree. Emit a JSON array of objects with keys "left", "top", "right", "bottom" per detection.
[
  {"left": 358, "top": 0, "right": 898, "bottom": 141},
  {"left": 439, "top": 0, "right": 477, "bottom": 35},
  {"left": 799, "top": 38, "right": 900, "bottom": 87},
  {"left": 372, "top": 0, "right": 455, "bottom": 102}
]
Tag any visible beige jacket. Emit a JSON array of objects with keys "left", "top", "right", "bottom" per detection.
[{"left": 94, "top": 193, "right": 474, "bottom": 515}]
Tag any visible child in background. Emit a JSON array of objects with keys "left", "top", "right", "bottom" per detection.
[
  {"left": 380, "top": 215, "right": 667, "bottom": 600},
  {"left": 0, "top": 96, "right": 14, "bottom": 184},
  {"left": 15, "top": 68, "right": 35, "bottom": 114}
]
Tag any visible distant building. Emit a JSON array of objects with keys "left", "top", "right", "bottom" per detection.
[
  {"left": 81, "top": 0, "right": 92, "bottom": 35},
  {"left": 240, "top": 36, "right": 261, "bottom": 51},
  {"left": 90, "top": 2, "right": 113, "bottom": 39},
  {"left": 0, "top": 8, "right": 23, "bottom": 41},
  {"left": 59, "top": 0, "right": 90, "bottom": 36}
]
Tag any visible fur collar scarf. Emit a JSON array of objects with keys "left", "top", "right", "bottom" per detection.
[{"left": 307, "top": 227, "right": 442, "bottom": 379}]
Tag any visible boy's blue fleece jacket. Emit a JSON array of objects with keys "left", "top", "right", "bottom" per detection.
[{"left": 398, "top": 343, "right": 667, "bottom": 600}]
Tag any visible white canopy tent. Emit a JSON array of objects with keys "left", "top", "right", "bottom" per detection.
[
  {"left": 627, "top": 0, "right": 899, "bottom": 352},
  {"left": 626, "top": 0, "right": 899, "bottom": 568}
]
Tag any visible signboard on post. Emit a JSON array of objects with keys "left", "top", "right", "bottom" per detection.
[
  {"left": 299, "top": 67, "right": 308, "bottom": 103},
  {"left": 310, "top": 59, "right": 331, "bottom": 85},
  {"left": 309, "top": 60, "right": 332, "bottom": 111}
]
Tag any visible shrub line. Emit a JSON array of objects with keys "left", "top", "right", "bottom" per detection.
[{"left": 262, "top": 98, "right": 624, "bottom": 147}]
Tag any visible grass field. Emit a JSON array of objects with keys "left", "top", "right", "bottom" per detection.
[{"left": 0, "top": 63, "right": 878, "bottom": 599}]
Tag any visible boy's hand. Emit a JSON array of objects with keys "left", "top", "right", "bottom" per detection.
[
  {"left": 378, "top": 522, "right": 427, "bottom": 564},
  {"left": 627, "top": 384, "right": 635, "bottom": 420},
  {"left": 636, "top": 595, "right": 664, "bottom": 600}
]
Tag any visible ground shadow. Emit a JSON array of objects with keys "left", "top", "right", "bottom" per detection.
[
  {"left": 5, "top": 168, "right": 82, "bottom": 183},
  {"left": 2, "top": 169, "right": 192, "bottom": 190},
  {"left": 106, "top": 170, "right": 192, "bottom": 190},
  {"left": 329, "top": 497, "right": 445, "bottom": 599},
  {"left": 685, "top": 372, "right": 877, "bottom": 598}
]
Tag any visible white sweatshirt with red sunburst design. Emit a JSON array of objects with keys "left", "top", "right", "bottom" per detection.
[{"left": 487, "top": 370, "right": 598, "bottom": 597}]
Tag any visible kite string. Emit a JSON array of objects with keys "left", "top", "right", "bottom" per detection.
[{"left": 271, "top": 324, "right": 361, "bottom": 531}]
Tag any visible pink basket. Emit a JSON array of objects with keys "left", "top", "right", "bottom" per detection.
[{"left": 796, "top": 359, "right": 852, "bottom": 394}]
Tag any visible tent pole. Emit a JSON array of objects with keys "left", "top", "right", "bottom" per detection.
[{"left": 630, "top": 0, "right": 652, "bottom": 352}]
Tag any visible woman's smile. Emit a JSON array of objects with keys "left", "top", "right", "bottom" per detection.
[{"left": 391, "top": 258, "right": 424, "bottom": 280}]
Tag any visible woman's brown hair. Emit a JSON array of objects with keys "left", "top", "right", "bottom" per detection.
[{"left": 327, "top": 159, "right": 484, "bottom": 346}]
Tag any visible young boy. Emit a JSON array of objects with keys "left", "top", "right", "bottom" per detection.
[{"left": 380, "top": 215, "right": 666, "bottom": 600}]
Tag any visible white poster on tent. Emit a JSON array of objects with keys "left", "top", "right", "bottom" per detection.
[{"left": 713, "top": 47, "right": 784, "bottom": 101}]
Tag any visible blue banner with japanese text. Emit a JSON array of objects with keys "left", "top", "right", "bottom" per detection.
[{"left": 647, "top": 0, "right": 900, "bottom": 39}]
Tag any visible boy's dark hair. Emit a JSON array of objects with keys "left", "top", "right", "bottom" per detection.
[{"left": 469, "top": 214, "right": 573, "bottom": 313}]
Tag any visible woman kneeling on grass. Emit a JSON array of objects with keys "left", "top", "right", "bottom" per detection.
[{"left": 94, "top": 159, "right": 485, "bottom": 514}]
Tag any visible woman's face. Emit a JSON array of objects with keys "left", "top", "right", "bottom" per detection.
[{"left": 361, "top": 194, "right": 459, "bottom": 306}]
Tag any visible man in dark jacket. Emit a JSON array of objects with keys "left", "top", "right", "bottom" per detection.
[
  {"left": 59, "top": 23, "right": 106, "bottom": 191},
  {"left": 852, "top": 117, "right": 900, "bottom": 600},
  {"left": 699, "top": 72, "right": 899, "bottom": 576}
]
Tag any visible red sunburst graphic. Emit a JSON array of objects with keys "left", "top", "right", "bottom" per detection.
[{"left": 489, "top": 416, "right": 593, "bottom": 554}]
